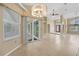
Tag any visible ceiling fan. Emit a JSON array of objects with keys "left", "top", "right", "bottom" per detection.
[{"left": 51, "top": 9, "right": 59, "bottom": 16}]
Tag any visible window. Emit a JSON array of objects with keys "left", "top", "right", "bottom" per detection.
[
  {"left": 3, "top": 8, "right": 20, "bottom": 40},
  {"left": 68, "top": 18, "right": 79, "bottom": 33}
]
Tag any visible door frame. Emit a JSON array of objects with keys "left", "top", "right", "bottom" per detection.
[{"left": 23, "top": 17, "right": 41, "bottom": 43}]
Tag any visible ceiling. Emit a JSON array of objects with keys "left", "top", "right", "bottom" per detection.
[
  {"left": 22, "top": 3, "right": 79, "bottom": 19},
  {"left": 46, "top": 3, "right": 79, "bottom": 19}
]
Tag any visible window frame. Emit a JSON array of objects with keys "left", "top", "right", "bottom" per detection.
[
  {"left": 68, "top": 17, "right": 79, "bottom": 33},
  {"left": 3, "top": 7, "right": 21, "bottom": 40}
]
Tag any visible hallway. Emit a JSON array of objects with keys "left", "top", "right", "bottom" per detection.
[
  {"left": 9, "top": 34, "right": 79, "bottom": 56},
  {"left": 1, "top": 3, "right": 79, "bottom": 56}
]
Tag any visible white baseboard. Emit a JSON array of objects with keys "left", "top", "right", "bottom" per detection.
[{"left": 4, "top": 44, "right": 21, "bottom": 56}]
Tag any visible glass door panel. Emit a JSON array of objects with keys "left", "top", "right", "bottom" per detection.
[
  {"left": 34, "top": 21, "right": 39, "bottom": 38},
  {"left": 33, "top": 20, "right": 39, "bottom": 40}
]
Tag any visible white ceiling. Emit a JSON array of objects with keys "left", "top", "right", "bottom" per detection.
[
  {"left": 47, "top": 3, "right": 79, "bottom": 14},
  {"left": 22, "top": 3, "right": 79, "bottom": 19},
  {"left": 46, "top": 3, "right": 79, "bottom": 19}
]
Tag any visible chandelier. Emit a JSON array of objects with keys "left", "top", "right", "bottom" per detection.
[{"left": 32, "top": 4, "right": 46, "bottom": 17}]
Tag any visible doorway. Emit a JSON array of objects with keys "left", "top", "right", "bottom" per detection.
[
  {"left": 32, "top": 19, "right": 40, "bottom": 41},
  {"left": 23, "top": 17, "right": 40, "bottom": 44}
]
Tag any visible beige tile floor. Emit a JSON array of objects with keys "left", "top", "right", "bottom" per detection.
[{"left": 9, "top": 34, "right": 79, "bottom": 56}]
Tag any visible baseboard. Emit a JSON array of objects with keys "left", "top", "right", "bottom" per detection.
[{"left": 4, "top": 44, "right": 21, "bottom": 56}]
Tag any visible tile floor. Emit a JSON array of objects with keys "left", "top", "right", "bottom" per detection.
[{"left": 9, "top": 34, "right": 79, "bottom": 56}]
